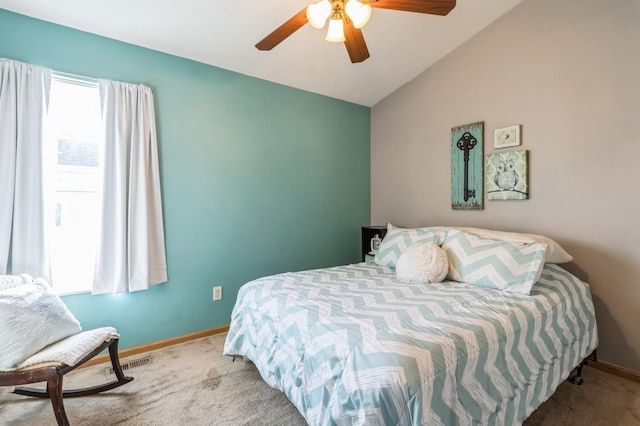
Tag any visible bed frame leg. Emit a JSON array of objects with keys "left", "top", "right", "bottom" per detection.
[
  {"left": 570, "top": 349, "right": 597, "bottom": 385},
  {"left": 570, "top": 362, "right": 584, "bottom": 385}
]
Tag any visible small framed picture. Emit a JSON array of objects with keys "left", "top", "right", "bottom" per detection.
[{"left": 494, "top": 125, "right": 521, "bottom": 149}]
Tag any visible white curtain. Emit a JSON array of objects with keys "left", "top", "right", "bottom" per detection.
[
  {"left": 93, "top": 79, "right": 167, "bottom": 294},
  {"left": 0, "top": 58, "right": 52, "bottom": 281}
]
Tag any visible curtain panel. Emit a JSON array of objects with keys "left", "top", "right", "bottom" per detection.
[
  {"left": 0, "top": 58, "right": 52, "bottom": 281},
  {"left": 93, "top": 80, "right": 167, "bottom": 294}
]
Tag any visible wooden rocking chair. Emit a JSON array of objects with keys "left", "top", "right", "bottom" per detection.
[{"left": 0, "top": 327, "right": 133, "bottom": 426}]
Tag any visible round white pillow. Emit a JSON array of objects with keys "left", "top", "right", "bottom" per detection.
[{"left": 396, "top": 242, "right": 449, "bottom": 283}]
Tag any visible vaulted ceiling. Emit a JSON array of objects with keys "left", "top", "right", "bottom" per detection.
[{"left": 0, "top": 0, "right": 522, "bottom": 106}]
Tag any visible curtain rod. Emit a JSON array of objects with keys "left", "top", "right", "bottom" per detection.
[
  {"left": 2, "top": 57, "right": 153, "bottom": 90},
  {"left": 52, "top": 70, "right": 99, "bottom": 88},
  {"left": 52, "top": 70, "right": 154, "bottom": 91}
]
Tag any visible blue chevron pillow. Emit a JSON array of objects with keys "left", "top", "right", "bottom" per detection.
[
  {"left": 374, "top": 224, "right": 446, "bottom": 268},
  {"left": 441, "top": 229, "right": 548, "bottom": 295}
]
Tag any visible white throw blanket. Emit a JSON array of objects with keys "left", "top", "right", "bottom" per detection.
[{"left": 0, "top": 276, "right": 82, "bottom": 370}]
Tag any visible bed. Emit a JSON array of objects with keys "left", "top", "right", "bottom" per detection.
[{"left": 223, "top": 226, "right": 598, "bottom": 425}]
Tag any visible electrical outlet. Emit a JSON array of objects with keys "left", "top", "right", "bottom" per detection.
[{"left": 213, "top": 286, "right": 222, "bottom": 301}]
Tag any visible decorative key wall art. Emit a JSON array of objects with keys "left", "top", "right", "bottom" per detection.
[
  {"left": 486, "top": 150, "right": 529, "bottom": 200},
  {"left": 451, "top": 122, "right": 484, "bottom": 210}
]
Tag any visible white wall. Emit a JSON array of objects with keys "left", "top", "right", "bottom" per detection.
[{"left": 371, "top": 0, "right": 640, "bottom": 371}]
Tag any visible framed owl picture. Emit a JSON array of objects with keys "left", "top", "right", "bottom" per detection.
[{"left": 486, "top": 150, "right": 529, "bottom": 200}]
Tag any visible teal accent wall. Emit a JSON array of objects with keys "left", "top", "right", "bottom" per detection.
[{"left": 0, "top": 9, "right": 371, "bottom": 349}]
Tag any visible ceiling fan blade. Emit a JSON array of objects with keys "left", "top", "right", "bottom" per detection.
[
  {"left": 255, "top": 8, "right": 308, "bottom": 51},
  {"left": 343, "top": 21, "right": 370, "bottom": 63},
  {"left": 368, "top": 0, "right": 455, "bottom": 15}
]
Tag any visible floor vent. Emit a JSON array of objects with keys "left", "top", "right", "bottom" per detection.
[{"left": 104, "top": 355, "right": 151, "bottom": 376}]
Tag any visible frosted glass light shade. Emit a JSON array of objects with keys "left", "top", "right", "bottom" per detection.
[
  {"left": 345, "top": 0, "right": 371, "bottom": 29},
  {"left": 306, "top": 0, "right": 332, "bottom": 29},
  {"left": 325, "top": 17, "right": 346, "bottom": 42}
]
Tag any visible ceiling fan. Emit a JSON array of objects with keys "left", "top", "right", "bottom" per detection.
[{"left": 255, "top": 0, "right": 456, "bottom": 63}]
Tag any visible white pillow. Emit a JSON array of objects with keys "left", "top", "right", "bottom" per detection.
[
  {"left": 426, "top": 226, "right": 572, "bottom": 264},
  {"left": 456, "top": 227, "right": 572, "bottom": 264},
  {"left": 0, "top": 279, "right": 82, "bottom": 370},
  {"left": 396, "top": 243, "right": 449, "bottom": 284}
]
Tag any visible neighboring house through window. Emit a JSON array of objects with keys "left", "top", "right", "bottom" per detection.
[{"left": 48, "top": 74, "right": 101, "bottom": 294}]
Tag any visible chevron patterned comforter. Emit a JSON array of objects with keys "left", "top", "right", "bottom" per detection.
[{"left": 224, "top": 262, "right": 598, "bottom": 425}]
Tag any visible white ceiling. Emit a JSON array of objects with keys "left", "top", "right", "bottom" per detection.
[{"left": 0, "top": 0, "right": 522, "bottom": 106}]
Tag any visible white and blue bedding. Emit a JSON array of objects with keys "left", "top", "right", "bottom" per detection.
[{"left": 223, "top": 262, "right": 598, "bottom": 425}]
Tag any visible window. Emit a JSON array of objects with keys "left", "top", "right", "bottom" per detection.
[{"left": 48, "top": 74, "right": 102, "bottom": 295}]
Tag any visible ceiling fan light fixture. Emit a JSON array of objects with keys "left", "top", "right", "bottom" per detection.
[
  {"left": 306, "top": 0, "right": 332, "bottom": 29},
  {"left": 255, "top": 0, "right": 456, "bottom": 63},
  {"left": 325, "top": 13, "right": 346, "bottom": 42},
  {"left": 344, "top": 0, "right": 372, "bottom": 29}
]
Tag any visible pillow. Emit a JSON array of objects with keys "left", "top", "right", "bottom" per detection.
[
  {"left": 396, "top": 243, "right": 449, "bottom": 283},
  {"left": 456, "top": 227, "right": 572, "bottom": 264},
  {"left": 374, "top": 223, "right": 446, "bottom": 269},
  {"left": 441, "top": 229, "right": 547, "bottom": 295},
  {"left": 0, "top": 279, "right": 82, "bottom": 370},
  {"left": 0, "top": 274, "right": 33, "bottom": 291}
]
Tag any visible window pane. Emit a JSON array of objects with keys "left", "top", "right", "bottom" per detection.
[{"left": 49, "top": 76, "right": 101, "bottom": 295}]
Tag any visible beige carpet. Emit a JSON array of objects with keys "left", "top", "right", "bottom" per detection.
[{"left": 1, "top": 333, "right": 639, "bottom": 425}]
